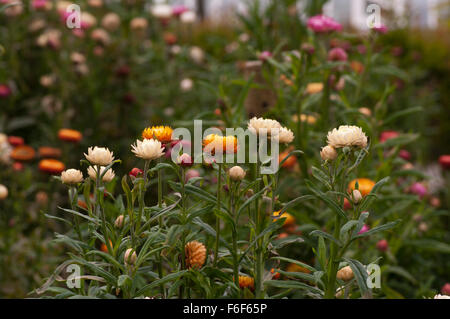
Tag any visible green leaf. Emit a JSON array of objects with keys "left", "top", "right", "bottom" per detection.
[
  {"left": 344, "top": 258, "right": 371, "bottom": 298},
  {"left": 306, "top": 180, "right": 348, "bottom": 220},
  {"left": 352, "top": 220, "right": 401, "bottom": 240},
  {"left": 264, "top": 280, "right": 323, "bottom": 295},
  {"left": 270, "top": 257, "right": 317, "bottom": 273},
  {"left": 135, "top": 270, "right": 187, "bottom": 296},
  {"left": 310, "top": 230, "right": 342, "bottom": 247},
  {"left": 382, "top": 106, "right": 423, "bottom": 126},
  {"left": 278, "top": 195, "right": 315, "bottom": 214},
  {"left": 359, "top": 177, "right": 390, "bottom": 212},
  {"left": 310, "top": 166, "right": 332, "bottom": 190}
]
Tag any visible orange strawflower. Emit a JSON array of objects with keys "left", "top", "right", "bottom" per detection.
[
  {"left": 348, "top": 178, "right": 376, "bottom": 197},
  {"left": 101, "top": 240, "right": 113, "bottom": 253},
  {"left": 238, "top": 276, "right": 255, "bottom": 291},
  {"left": 142, "top": 126, "right": 173, "bottom": 143},
  {"left": 185, "top": 241, "right": 207, "bottom": 269},
  {"left": 38, "top": 159, "right": 65, "bottom": 174},
  {"left": 279, "top": 148, "right": 297, "bottom": 169},
  {"left": 11, "top": 145, "right": 36, "bottom": 162},
  {"left": 273, "top": 210, "right": 296, "bottom": 227},
  {"left": 39, "top": 146, "right": 62, "bottom": 158},
  {"left": 203, "top": 134, "right": 238, "bottom": 154},
  {"left": 58, "top": 129, "right": 82, "bottom": 143}
]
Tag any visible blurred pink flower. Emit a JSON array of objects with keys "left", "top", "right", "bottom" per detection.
[
  {"left": 32, "top": 0, "right": 47, "bottom": 9},
  {"left": 410, "top": 182, "right": 427, "bottom": 198},
  {"left": 307, "top": 15, "right": 342, "bottom": 33},
  {"left": 376, "top": 239, "right": 389, "bottom": 252},
  {"left": 185, "top": 169, "right": 200, "bottom": 182},
  {"left": 172, "top": 5, "right": 188, "bottom": 16},
  {"left": 358, "top": 224, "right": 370, "bottom": 235},
  {"left": 259, "top": 51, "right": 272, "bottom": 61},
  {"left": 399, "top": 149, "right": 411, "bottom": 161},
  {"left": 441, "top": 283, "right": 450, "bottom": 296},
  {"left": 373, "top": 24, "right": 388, "bottom": 34},
  {"left": 0, "top": 84, "right": 11, "bottom": 98},
  {"left": 328, "top": 47, "right": 348, "bottom": 62}
]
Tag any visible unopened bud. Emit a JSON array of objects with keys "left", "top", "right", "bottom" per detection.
[
  {"left": 115, "top": 215, "right": 124, "bottom": 228},
  {"left": 352, "top": 189, "right": 362, "bottom": 204},
  {"left": 124, "top": 248, "right": 137, "bottom": 266},
  {"left": 228, "top": 166, "right": 246, "bottom": 181},
  {"left": 320, "top": 145, "right": 337, "bottom": 161}
]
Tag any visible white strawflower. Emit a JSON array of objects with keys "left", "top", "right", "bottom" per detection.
[
  {"left": 84, "top": 146, "right": 115, "bottom": 166},
  {"left": 180, "top": 78, "right": 193, "bottom": 91},
  {"left": 434, "top": 294, "right": 450, "bottom": 299},
  {"left": 327, "top": 125, "right": 368, "bottom": 149},
  {"left": 87, "top": 166, "right": 115, "bottom": 182},
  {"left": 151, "top": 4, "right": 172, "bottom": 19},
  {"left": 248, "top": 117, "right": 282, "bottom": 136},
  {"left": 131, "top": 139, "right": 165, "bottom": 160},
  {"left": 229, "top": 166, "right": 246, "bottom": 181},
  {"left": 180, "top": 11, "right": 196, "bottom": 23},
  {"left": 61, "top": 169, "right": 84, "bottom": 185},
  {"left": 320, "top": 145, "right": 337, "bottom": 161},
  {"left": 0, "top": 184, "right": 8, "bottom": 200},
  {"left": 276, "top": 127, "right": 295, "bottom": 144},
  {"left": 190, "top": 46, "right": 204, "bottom": 64}
]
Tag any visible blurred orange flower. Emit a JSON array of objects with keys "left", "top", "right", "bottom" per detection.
[
  {"left": 58, "top": 129, "right": 82, "bottom": 143},
  {"left": 39, "top": 146, "right": 62, "bottom": 158},
  {"left": 39, "top": 159, "right": 65, "bottom": 174},
  {"left": 11, "top": 145, "right": 36, "bottom": 162},
  {"left": 348, "top": 178, "right": 376, "bottom": 197}
]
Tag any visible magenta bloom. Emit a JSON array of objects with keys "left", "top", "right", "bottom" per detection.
[
  {"left": 172, "top": 5, "right": 189, "bottom": 16},
  {"left": 376, "top": 239, "right": 389, "bottom": 252},
  {"left": 328, "top": 47, "right": 348, "bottom": 62},
  {"left": 399, "top": 149, "right": 411, "bottom": 161},
  {"left": 373, "top": 24, "right": 388, "bottom": 34},
  {"left": 410, "top": 182, "right": 427, "bottom": 199},
  {"left": 32, "top": 0, "right": 47, "bottom": 9},
  {"left": 358, "top": 224, "right": 370, "bottom": 235},
  {"left": 0, "top": 84, "right": 11, "bottom": 98},
  {"left": 441, "top": 283, "right": 450, "bottom": 296},
  {"left": 259, "top": 51, "right": 272, "bottom": 61},
  {"left": 307, "top": 15, "right": 342, "bottom": 33}
]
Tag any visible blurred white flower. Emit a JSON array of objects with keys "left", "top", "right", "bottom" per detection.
[
  {"left": 0, "top": 184, "right": 8, "bottom": 200},
  {"left": 101, "top": 12, "right": 121, "bottom": 32},
  {"left": 190, "top": 46, "right": 204, "bottom": 64},
  {"left": 434, "top": 294, "right": 450, "bottom": 299},
  {"left": 151, "top": 4, "right": 172, "bottom": 19},
  {"left": 327, "top": 125, "right": 368, "bottom": 149},
  {"left": 180, "top": 78, "right": 193, "bottom": 91},
  {"left": 180, "top": 11, "right": 196, "bottom": 23},
  {"left": 131, "top": 139, "right": 165, "bottom": 160}
]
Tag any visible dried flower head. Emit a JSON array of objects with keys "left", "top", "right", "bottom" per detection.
[
  {"left": 61, "top": 169, "right": 83, "bottom": 185},
  {"left": 327, "top": 125, "right": 368, "bottom": 149},
  {"left": 185, "top": 241, "right": 206, "bottom": 269},
  {"left": 84, "top": 146, "right": 114, "bottom": 166},
  {"left": 131, "top": 139, "right": 165, "bottom": 161}
]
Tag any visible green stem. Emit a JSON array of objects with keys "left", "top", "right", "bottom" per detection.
[{"left": 213, "top": 163, "right": 223, "bottom": 267}]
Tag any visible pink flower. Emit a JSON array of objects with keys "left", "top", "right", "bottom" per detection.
[
  {"left": 185, "top": 169, "right": 200, "bottom": 182},
  {"left": 380, "top": 130, "right": 399, "bottom": 143},
  {"left": 441, "top": 283, "right": 450, "bottom": 296},
  {"left": 399, "top": 149, "right": 411, "bottom": 161},
  {"left": 172, "top": 5, "right": 188, "bottom": 16},
  {"left": 0, "top": 84, "right": 11, "bottom": 98},
  {"left": 358, "top": 224, "right": 370, "bottom": 235},
  {"left": 259, "top": 51, "right": 272, "bottom": 61},
  {"left": 373, "top": 24, "right": 388, "bottom": 34},
  {"left": 357, "top": 44, "right": 366, "bottom": 55},
  {"left": 328, "top": 47, "right": 348, "bottom": 62},
  {"left": 32, "top": 0, "right": 47, "bottom": 9},
  {"left": 165, "top": 140, "right": 191, "bottom": 159},
  {"left": 410, "top": 182, "right": 427, "bottom": 199},
  {"left": 307, "top": 15, "right": 342, "bottom": 33},
  {"left": 376, "top": 239, "right": 388, "bottom": 252}
]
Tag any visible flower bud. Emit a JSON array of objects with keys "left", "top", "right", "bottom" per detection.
[
  {"left": 336, "top": 266, "right": 354, "bottom": 281},
  {"left": 320, "top": 145, "right": 337, "bottom": 161},
  {"left": 352, "top": 189, "right": 362, "bottom": 204},
  {"left": 177, "top": 153, "right": 193, "bottom": 167},
  {"left": 129, "top": 167, "right": 143, "bottom": 178},
  {"left": 185, "top": 241, "right": 206, "bottom": 269},
  {"left": 228, "top": 166, "right": 246, "bottom": 181},
  {"left": 124, "top": 248, "right": 137, "bottom": 266},
  {"left": 114, "top": 215, "right": 124, "bottom": 228}
]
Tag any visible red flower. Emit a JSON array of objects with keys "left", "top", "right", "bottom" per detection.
[
  {"left": 439, "top": 155, "right": 450, "bottom": 170},
  {"left": 129, "top": 167, "right": 143, "bottom": 177},
  {"left": 8, "top": 136, "right": 24, "bottom": 147},
  {"left": 380, "top": 130, "right": 399, "bottom": 143}
]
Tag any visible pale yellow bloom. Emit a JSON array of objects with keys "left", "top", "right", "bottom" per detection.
[
  {"left": 131, "top": 139, "right": 165, "bottom": 160},
  {"left": 87, "top": 166, "right": 115, "bottom": 182},
  {"left": 61, "top": 169, "right": 84, "bottom": 185},
  {"left": 84, "top": 146, "right": 115, "bottom": 166},
  {"left": 327, "top": 125, "right": 368, "bottom": 149}
]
